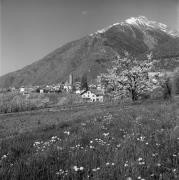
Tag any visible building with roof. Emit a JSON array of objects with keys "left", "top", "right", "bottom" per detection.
[{"left": 80, "top": 90, "right": 104, "bottom": 102}]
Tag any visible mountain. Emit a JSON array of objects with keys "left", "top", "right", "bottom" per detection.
[{"left": 1, "top": 16, "right": 179, "bottom": 88}]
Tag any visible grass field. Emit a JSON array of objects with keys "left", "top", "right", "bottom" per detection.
[{"left": 0, "top": 100, "right": 178, "bottom": 179}]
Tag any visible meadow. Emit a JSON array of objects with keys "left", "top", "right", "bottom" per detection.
[{"left": 0, "top": 100, "right": 178, "bottom": 179}]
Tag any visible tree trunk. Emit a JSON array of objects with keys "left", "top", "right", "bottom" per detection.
[{"left": 131, "top": 89, "right": 138, "bottom": 101}]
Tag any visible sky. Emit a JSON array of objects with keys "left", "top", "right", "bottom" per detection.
[{"left": 0, "top": 0, "right": 179, "bottom": 76}]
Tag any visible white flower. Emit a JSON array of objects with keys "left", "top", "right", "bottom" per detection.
[
  {"left": 157, "top": 163, "right": 161, "bottom": 167},
  {"left": 138, "top": 157, "right": 143, "bottom": 161},
  {"left": 79, "top": 167, "right": 84, "bottom": 171},
  {"left": 73, "top": 166, "right": 78, "bottom": 171},
  {"left": 106, "top": 162, "right": 110, "bottom": 166},
  {"left": 124, "top": 163, "right": 128, "bottom": 167},
  {"left": 1, "top": 155, "right": 7, "bottom": 159},
  {"left": 103, "top": 133, "right": 109, "bottom": 137},
  {"left": 64, "top": 131, "right": 70, "bottom": 135},
  {"left": 116, "top": 144, "right": 121, "bottom": 148},
  {"left": 126, "top": 177, "right": 132, "bottom": 180}
]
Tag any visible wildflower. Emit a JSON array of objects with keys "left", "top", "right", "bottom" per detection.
[
  {"left": 138, "top": 157, "right": 143, "bottom": 161},
  {"left": 152, "top": 153, "right": 158, "bottom": 157},
  {"left": 56, "top": 172, "right": 60, "bottom": 176},
  {"left": 116, "top": 144, "right": 121, "bottom": 148},
  {"left": 137, "top": 136, "right": 145, "bottom": 142},
  {"left": 138, "top": 161, "right": 145, "bottom": 165},
  {"left": 157, "top": 163, "right": 161, "bottom": 167},
  {"left": 103, "top": 133, "right": 109, "bottom": 137},
  {"left": 89, "top": 145, "right": 94, "bottom": 149},
  {"left": 1, "top": 155, "right": 7, "bottom": 159},
  {"left": 126, "top": 177, "right": 132, "bottom": 180},
  {"left": 79, "top": 167, "right": 84, "bottom": 171},
  {"left": 124, "top": 161, "right": 128, "bottom": 167},
  {"left": 64, "top": 131, "right": 70, "bottom": 135},
  {"left": 73, "top": 166, "right": 78, "bottom": 171},
  {"left": 106, "top": 162, "right": 110, "bottom": 166}
]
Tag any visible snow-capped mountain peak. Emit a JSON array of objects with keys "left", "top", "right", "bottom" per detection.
[
  {"left": 125, "top": 16, "right": 150, "bottom": 26},
  {"left": 89, "top": 16, "right": 179, "bottom": 38},
  {"left": 125, "top": 16, "right": 179, "bottom": 37}
]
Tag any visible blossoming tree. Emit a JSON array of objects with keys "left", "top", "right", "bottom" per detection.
[{"left": 101, "top": 53, "right": 156, "bottom": 101}]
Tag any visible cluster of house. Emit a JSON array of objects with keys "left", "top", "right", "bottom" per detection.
[{"left": 3, "top": 74, "right": 105, "bottom": 103}]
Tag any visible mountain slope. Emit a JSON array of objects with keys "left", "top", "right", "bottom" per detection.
[{"left": 1, "top": 16, "right": 179, "bottom": 88}]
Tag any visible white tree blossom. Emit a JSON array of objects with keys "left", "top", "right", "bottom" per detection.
[{"left": 101, "top": 54, "right": 157, "bottom": 101}]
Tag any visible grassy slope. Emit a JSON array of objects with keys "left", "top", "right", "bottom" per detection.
[{"left": 0, "top": 100, "right": 179, "bottom": 179}]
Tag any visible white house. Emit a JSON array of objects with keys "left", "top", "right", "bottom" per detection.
[
  {"left": 40, "top": 89, "right": 44, "bottom": 93},
  {"left": 81, "top": 90, "right": 104, "bottom": 102},
  {"left": 64, "top": 83, "right": 72, "bottom": 92},
  {"left": 20, "top": 87, "right": 25, "bottom": 93}
]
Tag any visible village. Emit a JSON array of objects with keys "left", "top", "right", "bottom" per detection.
[{"left": 0, "top": 74, "right": 106, "bottom": 103}]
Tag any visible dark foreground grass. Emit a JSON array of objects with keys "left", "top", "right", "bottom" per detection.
[{"left": 0, "top": 100, "right": 179, "bottom": 179}]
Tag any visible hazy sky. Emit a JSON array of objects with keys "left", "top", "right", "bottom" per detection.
[{"left": 1, "top": 0, "right": 179, "bottom": 76}]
